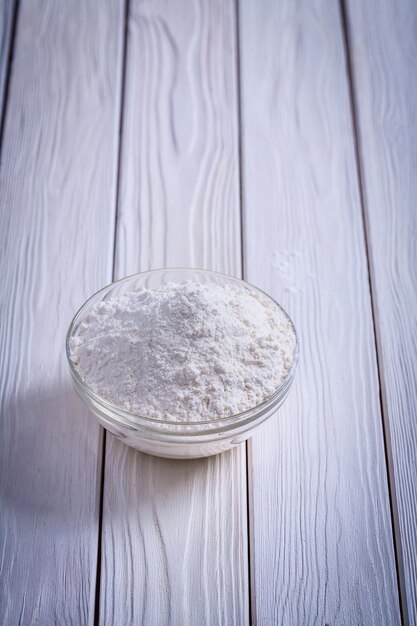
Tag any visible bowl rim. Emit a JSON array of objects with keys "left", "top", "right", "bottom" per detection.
[{"left": 66, "top": 267, "right": 299, "bottom": 432}]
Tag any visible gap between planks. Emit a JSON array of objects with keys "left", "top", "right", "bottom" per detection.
[
  {"left": 0, "top": 0, "right": 19, "bottom": 160},
  {"left": 94, "top": 0, "right": 131, "bottom": 624},
  {"left": 235, "top": 0, "right": 254, "bottom": 621},
  {"left": 339, "top": 0, "right": 407, "bottom": 623}
]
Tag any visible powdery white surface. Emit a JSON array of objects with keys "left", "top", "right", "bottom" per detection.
[{"left": 70, "top": 281, "right": 297, "bottom": 421}]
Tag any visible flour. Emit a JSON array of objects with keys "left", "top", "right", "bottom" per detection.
[{"left": 70, "top": 281, "right": 297, "bottom": 421}]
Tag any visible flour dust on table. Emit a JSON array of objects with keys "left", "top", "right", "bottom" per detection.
[{"left": 70, "top": 281, "right": 296, "bottom": 421}]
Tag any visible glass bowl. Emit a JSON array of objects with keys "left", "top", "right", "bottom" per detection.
[{"left": 66, "top": 268, "right": 299, "bottom": 459}]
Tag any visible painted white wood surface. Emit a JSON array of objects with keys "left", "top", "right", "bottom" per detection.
[
  {"left": 99, "top": 1, "right": 248, "bottom": 624},
  {"left": 238, "top": 1, "right": 401, "bottom": 623},
  {"left": 0, "top": 0, "right": 14, "bottom": 120},
  {"left": 0, "top": 1, "right": 123, "bottom": 623},
  {"left": 345, "top": 1, "right": 417, "bottom": 621}
]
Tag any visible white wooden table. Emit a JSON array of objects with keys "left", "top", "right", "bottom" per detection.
[{"left": 1, "top": 1, "right": 416, "bottom": 624}]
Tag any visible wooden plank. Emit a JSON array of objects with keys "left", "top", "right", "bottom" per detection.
[
  {"left": 0, "top": 0, "right": 15, "bottom": 122},
  {"left": 99, "top": 1, "right": 248, "bottom": 625},
  {"left": 238, "top": 1, "right": 401, "bottom": 623},
  {"left": 344, "top": 1, "right": 417, "bottom": 621},
  {"left": 0, "top": 2, "right": 123, "bottom": 623}
]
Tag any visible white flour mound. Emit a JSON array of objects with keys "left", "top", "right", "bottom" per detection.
[{"left": 70, "top": 281, "right": 297, "bottom": 421}]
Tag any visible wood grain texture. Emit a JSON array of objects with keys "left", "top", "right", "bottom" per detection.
[
  {"left": 238, "top": 1, "right": 401, "bottom": 624},
  {"left": 114, "top": 0, "right": 240, "bottom": 273},
  {"left": 99, "top": 0, "right": 248, "bottom": 624},
  {"left": 345, "top": 1, "right": 417, "bottom": 621},
  {"left": 0, "top": 1, "right": 123, "bottom": 623},
  {"left": 0, "top": 0, "right": 15, "bottom": 123}
]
